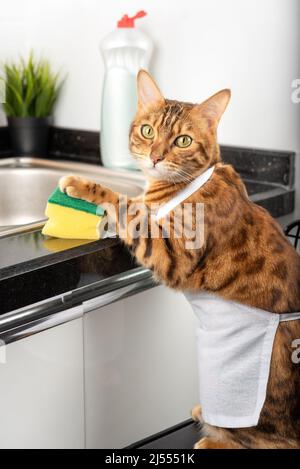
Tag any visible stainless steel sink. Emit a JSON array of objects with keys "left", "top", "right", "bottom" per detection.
[
  {"left": 0, "top": 157, "right": 146, "bottom": 235},
  {"left": 0, "top": 156, "right": 292, "bottom": 238}
]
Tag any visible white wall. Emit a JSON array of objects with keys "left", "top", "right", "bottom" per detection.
[{"left": 0, "top": 0, "right": 299, "bottom": 198}]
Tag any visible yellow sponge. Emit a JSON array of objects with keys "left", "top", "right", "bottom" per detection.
[{"left": 42, "top": 187, "right": 105, "bottom": 240}]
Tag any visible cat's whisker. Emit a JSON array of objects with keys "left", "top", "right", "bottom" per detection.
[
  {"left": 163, "top": 162, "right": 194, "bottom": 180},
  {"left": 176, "top": 170, "right": 194, "bottom": 181},
  {"left": 164, "top": 164, "right": 195, "bottom": 184},
  {"left": 174, "top": 167, "right": 195, "bottom": 179}
]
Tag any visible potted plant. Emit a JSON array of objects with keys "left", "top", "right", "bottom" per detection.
[{"left": 2, "top": 54, "right": 63, "bottom": 156}]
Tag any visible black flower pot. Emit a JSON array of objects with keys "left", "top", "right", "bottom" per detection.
[{"left": 7, "top": 116, "right": 51, "bottom": 156}]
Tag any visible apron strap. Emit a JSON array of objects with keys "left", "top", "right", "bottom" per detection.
[
  {"left": 156, "top": 165, "right": 215, "bottom": 221},
  {"left": 279, "top": 312, "right": 300, "bottom": 322}
]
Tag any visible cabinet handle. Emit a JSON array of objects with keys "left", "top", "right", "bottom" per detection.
[
  {"left": 0, "top": 267, "right": 156, "bottom": 344},
  {"left": 0, "top": 305, "right": 84, "bottom": 345},
  {"left": 83, "top": 276, "right": 157, "bottom": 313}
]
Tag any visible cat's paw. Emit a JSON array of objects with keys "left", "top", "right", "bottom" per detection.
[
  {"left": 194, "top": 436, "right": 243, "bottom": 450},
  {"left": 59, "top": 175, "right": 90, "bottom": 199},
  {"left": 194, "top": 437, "right": 211, "bottom": 449},
  {"left": 191, "top": 404, "right": 204, "bottom": 425}
]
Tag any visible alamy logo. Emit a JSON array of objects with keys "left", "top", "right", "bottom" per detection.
[
  {"left": 291, "top": 339, "right": 300, "bottom": 364},
  {"left": 0, "top": 78, "right": 5, "bottom": 104},
  {"left": 98, "top": 197, "right": 205, "bottom": 250},
  {"left": 291, "top": 79, "right": 300, "bottom": 103},
  {"left": 0, "top": 339, "right": 6, "bottom": 364}
]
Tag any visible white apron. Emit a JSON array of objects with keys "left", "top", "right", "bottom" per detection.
[
  {"left": 156, "top": 165, "right": 300, "bottom": 428},
  {"left": 185, "top": 291, "right": 300, "bottom": 428}
]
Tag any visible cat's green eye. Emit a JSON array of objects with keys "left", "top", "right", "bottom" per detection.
[
  {"left": 141, "top": 124, "right": 154, "bottom": 139},
  {"left": 174, "top": 135, "right": 192, "bottom": 148}
]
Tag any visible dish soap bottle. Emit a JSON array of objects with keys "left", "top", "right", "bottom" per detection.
[{"left": 100, "top": 10, "right": 153, "bottom": 170}]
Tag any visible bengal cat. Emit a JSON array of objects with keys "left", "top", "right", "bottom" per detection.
[{"left": 60, "top": 70, "right": 300, "bottom": 449}]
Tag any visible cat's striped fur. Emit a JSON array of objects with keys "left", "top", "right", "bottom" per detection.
[{"left": 60, "top": 70, "right": 300, "bottom": 449}]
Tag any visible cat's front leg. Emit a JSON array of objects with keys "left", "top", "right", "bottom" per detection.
[
  {"left": 59, "top": 175, "right": 182, "bottom": 285},
  {"left": 59, "top": 175, "right": 119, "bottom": 205}
]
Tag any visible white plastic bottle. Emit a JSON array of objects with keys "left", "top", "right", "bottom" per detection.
[{"left": 100, "top": 11, "right": 153, "bottom": 170}]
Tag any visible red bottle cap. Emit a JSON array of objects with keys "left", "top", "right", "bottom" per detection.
[{"left": 117, "top": 10, "right": 147, "bottom": 28}]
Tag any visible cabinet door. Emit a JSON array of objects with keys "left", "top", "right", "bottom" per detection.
[
  {"left": 0, "top": 318, "right": 85, "bottom": 449},
  {"left": 84, "top": 286, "right": 198, "bottom": 448}
]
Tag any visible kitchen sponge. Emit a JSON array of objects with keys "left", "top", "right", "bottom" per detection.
[{"left": 42, "top": 187, "right": 105, "bottom": 240}]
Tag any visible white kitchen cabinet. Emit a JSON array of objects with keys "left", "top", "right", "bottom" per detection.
[
  {"left": 0, "top": 318, "right": 85, "bottom": 449},
  {"left": 83, "top": 285, "right": 198, "bottom": 449}
]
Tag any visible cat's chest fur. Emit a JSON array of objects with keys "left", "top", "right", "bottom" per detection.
[{"left": 140, "top": 164, "right": 300, "bottom": 314}]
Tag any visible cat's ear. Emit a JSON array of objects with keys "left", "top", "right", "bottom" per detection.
[
  {"left": 193, "top": 89, "right": 231, "bottom": 125},
  {"left": 137, "top": 70, "right": 165, "bottom": 110}
]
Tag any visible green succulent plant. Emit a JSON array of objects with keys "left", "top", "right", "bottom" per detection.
[{"left": 2, "top": 53, "right": 64, "bottom": 118}]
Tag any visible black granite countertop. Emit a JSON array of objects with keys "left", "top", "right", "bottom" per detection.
[
  {"left": 0, "top": 232, "right": 137, "bottom": 314},
  {"left": 0, "top": 200, "right": 298, "bottom": 317}
]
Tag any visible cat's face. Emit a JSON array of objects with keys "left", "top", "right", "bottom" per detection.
[{"left": 129, "top": 70, "right": 230, "bottom": 183}]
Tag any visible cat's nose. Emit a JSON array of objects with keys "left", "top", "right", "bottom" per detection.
[{"left": 150, "top": 153, "right": 163, "bottom": 166}]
